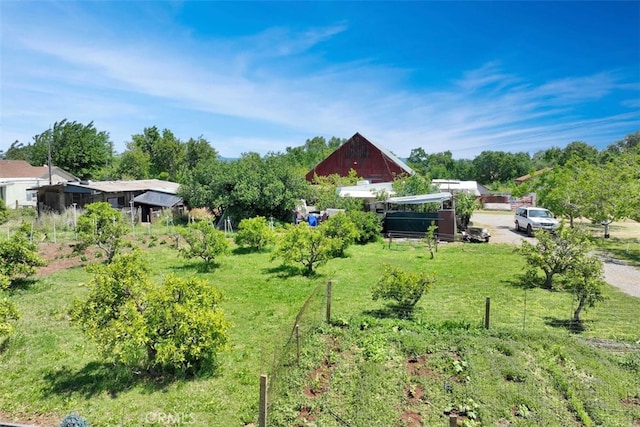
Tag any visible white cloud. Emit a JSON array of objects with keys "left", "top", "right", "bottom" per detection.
[{"left": 1, "top": 4, "right": 637, "bottom": 159}]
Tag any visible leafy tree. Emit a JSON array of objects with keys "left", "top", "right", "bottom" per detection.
[
  {"left": 114, "top": 145, "right": 151, "bottom": 179},
  {"left": 519, "top": 226, "right": 591, "bottom": 290},
  {"left": 320, "top": 212, "right": 359, "bottom": 257},
  {"left": 559, "top": 256, "right": 606, "bottom": 323},
  {"left": 372, "top": 264, "right": 436, "bottom": 314},
  {"left": 178, "top": 221, "right": 230, "bottom": 270},
  {"left": 76, "top": 202, "right": 129, "bottom": 263},
  {"left": 183, "top": 136, "right": 218, "bottom": 170},
  {"left": 599, "top": 131, "right": 640, "bottom": 162},
  {"left": 0, "top": 225, "right": 46, "bottom": 288},
  {"left": 180, "top": 152, "right": 313, "bottom": 223},
  {"left": 2, "top": 140, "right": 30, "bottom": 161},
  {"left": 70, "top": 252, "right": 229, "bottom": 373},
  {"left": 311, "top": 170, "right": 363, "bottom": 211},
  {"left": 130, "top": 126, "right": 185, "bottom": 181},
  {"left": 284, "top": 136, "right": 345, "bottom": 170},
  {"left": 272, "top": 223, "right": 338, "bottom": 275},
  {"left": 579, "top": 153, "right": 639, "bottom": 237},
  {"left": 30, "top": 120, "right": 112, "bottom": 179},
  {"left": 347, "top": 210, "right": 382, "bottom": 244},
  {"left": 471, "top": 151, "right": 532, "bottom": 184},
  {"left": 536, "top": 163, "right": 583, "bottom": 228},
  {"left": 0, "top": 297, "right": 19, "bottom": 338},
  {"left": 454, "top": 192, "right": 480, "bottom": 231},
  {"left": 234, "top": 216, "right": 276, "bottom": 252},
  {"left": 558, "top": 141, "right": 599, "bottom": 166},
  {"left": 532, "top": 146, "right": 563, "bottom": 169},
  {"left": 392, "top": 173, "right": 433, "bottom": 197}
]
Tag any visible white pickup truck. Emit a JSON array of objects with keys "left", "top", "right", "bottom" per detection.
[{"left": 514, "top": 207, "right": 559, "bottom": 236}]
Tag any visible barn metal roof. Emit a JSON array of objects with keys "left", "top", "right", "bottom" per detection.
[{"left": 133, "top": 190, "right": 183, "bottom": 208}]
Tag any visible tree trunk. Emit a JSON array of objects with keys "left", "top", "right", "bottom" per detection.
[
  {"left": 544, "top": 271, "right": 554, "bottom": 289},
  {"left": 573, "top": 295, "right": 586, "bottom": 323}
]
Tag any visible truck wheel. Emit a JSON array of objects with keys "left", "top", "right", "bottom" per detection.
[
  {"left": 526, "top": 225, "right": 533, "bottom": 237},
  {"left": 515, "top": 221, "right": 520, "bottom": 232}
]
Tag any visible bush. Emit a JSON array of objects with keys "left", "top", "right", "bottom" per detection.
[
  {"left": 0, "top": 224, "right": 46, "bottom": 288},
  {"left": 347, "top": 210, "right": 382, "bottom": 244},
  {"left": 234, "top": 216, "right": 276, "bottom": 252},
  {"left": 76, "top": 202, "right": 128, "bottom": 263},
  {"left": 372, "top": 264, "right": 436, "bottom": 314},
  {"left": 272, "top": 223, "right": 339, "bottom": 275},
  {"left": 320, "top": 212, "right": 359, "bottom": 257},
  {"left": 70, "top": 252, "right": 229, "bottom": 373},
  {"left": 178, "top": 221, "right": 230, "bottom": 270},
  {"left": 0, "top": 296, "right": 19, "bottom": 338}
]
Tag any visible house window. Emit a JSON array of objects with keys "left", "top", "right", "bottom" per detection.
[{"left": 25, "top": 191, "right": 38, "bottom": 202}]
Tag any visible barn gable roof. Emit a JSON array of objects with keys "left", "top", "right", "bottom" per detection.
[{"left": 306, "top": 132, "right": 413, "bottom": 183}]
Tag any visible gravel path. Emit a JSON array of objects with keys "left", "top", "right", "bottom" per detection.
[{"left": 470, "top": 212, "right": 640, "bottom": 298}]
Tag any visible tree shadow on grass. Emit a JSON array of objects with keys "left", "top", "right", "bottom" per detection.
[
  {"left": 6, "top": 278, "right": 39, "bottom": 292},
  {"left": 262, "top": 263, "right": 308, "bottom": 279},
  {"left": 170, "top": 260, "right": 221, "bottom": 274},
  {"left": 363, "top": 305, "right": 420, "bottom": 320},
  {"left": 43, "top": 361, "right": 218, "bottom": 399},
  {"left": 543, "top": 317, "right": 591, "bottom": 334}
]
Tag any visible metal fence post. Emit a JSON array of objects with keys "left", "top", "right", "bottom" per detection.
[
  {"left": 326, "top": 280, "right": 333, "bottom": 324},
  {"left": 259, "top": 374, "right": 268, "bottom": 427}
]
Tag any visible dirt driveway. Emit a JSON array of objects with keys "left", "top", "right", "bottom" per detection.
[{"left": 470, "top": 212, "right": 640, "bottom": 299}]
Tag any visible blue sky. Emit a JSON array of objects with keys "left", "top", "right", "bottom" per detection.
[{"left": 1, "top": 1, "right": 638, "bottom": 159}]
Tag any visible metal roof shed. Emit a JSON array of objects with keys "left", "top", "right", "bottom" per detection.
[{"left": 133, "top": 191, "right": 183, "bottom": 208}]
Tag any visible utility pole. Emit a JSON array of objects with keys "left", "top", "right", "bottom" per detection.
[{"left": 47, "top": 125, "right": 53, "bottom": 185}]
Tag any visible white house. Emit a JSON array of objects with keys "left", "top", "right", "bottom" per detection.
[{"left": 0, "top": 160, "right": 77, "bottom": 209}]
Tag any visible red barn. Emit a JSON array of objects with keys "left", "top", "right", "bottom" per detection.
[{"left": 305, "top": 132, "right": 413, "bottom": 183}]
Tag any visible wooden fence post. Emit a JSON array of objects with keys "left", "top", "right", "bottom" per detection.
[
  {"left": 326, "top": 280, "right": 333, "bottom": 324},
  {"left": 449, "top": 413, "right": 458, "bottom": 426},
  {"left": 484, "top": 297, "right": 491, "bottom": 329},
  {"left": 259, "top": 374, "right": 268, "bottom": 427}
]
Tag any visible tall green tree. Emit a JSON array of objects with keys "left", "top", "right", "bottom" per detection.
[
  {"left": 558, "top": 141, "right": 599, "bottom": 166},
  {"left": 130, "top": 126, "right": 185, "bottom": 180},
  {"left": 472, "top": 151, "right": 532, "bottom": 184},
  {"left": 28, "top": 120, "right": 112, "bottom": 179}
]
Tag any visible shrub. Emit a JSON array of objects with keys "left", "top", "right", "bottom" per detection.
[
  {"left": 347, "top": 210, "right": 382, "bottom": 244},
  {"left": 76, "top": 202, "right": 128, "bottom": 263},
  {"left": 178, "top": 221, "right": 230, "bottom": 270},
  {"left": 272, "top": 223, "right": 339, "bottom": 275},
  {"left": 0, "top": 224, "right": 46, "bottom": 288},
  {"left": 372, "top": 264, "right": 436, "bottom": 314},
  {"left": 234, "top": 216, "right": 276, "bottom": 252},
  {"left": 0, "top": 296, "right": 19, "bottom": 338},
  {"left": 70, "top": 252, "right": 229, "bottom": 373},
  {"left": 320, "top": 212, "right": 359, "bottom": 257}
]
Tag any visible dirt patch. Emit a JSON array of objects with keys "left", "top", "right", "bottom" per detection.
[
  {"left": 400, "top": 410, "right": 422, "bottom": 426},
  {"left": 406, "top": 356, "right": 439, "bottom": 379},
  {"left": 0, "top": 410, "right": 60, "bottom": 427},
  {"left": 297, "top": 405, "right": 319, "bottom": 424},
  {"left": 621, "top": 397, "right": 640, "bottom": 406},
  {"left": 303, "top": 359, "right": 334, "bottom": 398},
  {"left": 36, "top": 242, "right": 100, "bottom": 276}
]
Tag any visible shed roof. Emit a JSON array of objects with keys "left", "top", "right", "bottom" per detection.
[
  {"left": 386, "top": 192, "right": 453, "bottom": 205},
  {"left": 133, "top": 191, "right": 183, "bottom": 208},
  {"left": 64, "top": 179, "right": 180, "bottom": 194}
]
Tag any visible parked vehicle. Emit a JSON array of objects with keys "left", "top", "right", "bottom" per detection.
[{"left": 514, "top": 207, "right": 559, "bottom": 236}]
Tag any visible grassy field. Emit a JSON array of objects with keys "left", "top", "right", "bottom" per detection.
[{"left": 1, "top": 220, "right": 639, "bottom": 426}]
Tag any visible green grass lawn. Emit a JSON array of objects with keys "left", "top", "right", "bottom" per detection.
[{"left": 1, "top": 232, "right": 639, "bottom": 426}]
